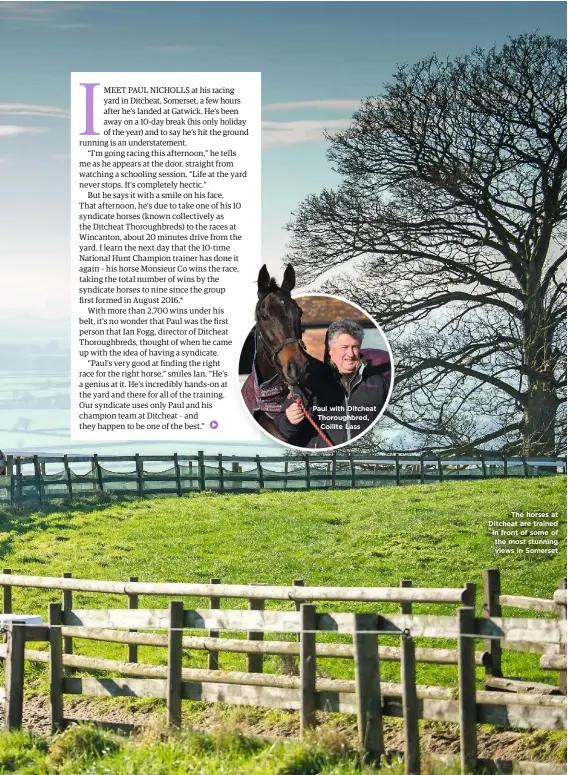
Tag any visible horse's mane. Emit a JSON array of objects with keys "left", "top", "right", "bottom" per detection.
[{"left": 262, "top": 277, "right": 281, "bottom": 296}]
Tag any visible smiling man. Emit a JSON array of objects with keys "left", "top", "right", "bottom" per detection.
[
  {"left": 326, "top": 319, "right": 364, "bottom": 380},
  {"left": 276, "top": 319, "right": 392, "bottom": 448}
]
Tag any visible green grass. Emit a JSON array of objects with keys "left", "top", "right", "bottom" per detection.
[
  {"left": 0, "top": 478, "right": 565, "bottom": 689},
  {"left": 0, "top": 725, "right": 411, "bottom": 774}
]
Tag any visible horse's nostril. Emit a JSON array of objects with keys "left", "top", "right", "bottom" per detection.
[{"left": 285, "top": 358, "right": 308, "bottom": 386}]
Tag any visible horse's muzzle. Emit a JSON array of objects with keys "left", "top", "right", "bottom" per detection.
[{"left": 282, "top": 353, "right": 309, "bottom": 386}]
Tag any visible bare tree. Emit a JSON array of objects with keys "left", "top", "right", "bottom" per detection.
[{"left": 286, "top": 34, "right": 566, "bottom": 456}]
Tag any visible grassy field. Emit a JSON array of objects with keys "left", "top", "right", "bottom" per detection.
[
  {"left": 0, "top": 478, "right": 564, "bottom": 768},
  {"left": 0, "top": 725, "right": 412, "bottom": 775},
  {"left": 0, "top": 476, "right": 564, "bottom": 689}
]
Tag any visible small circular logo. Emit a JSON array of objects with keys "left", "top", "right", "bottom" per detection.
[{"left": 209, "top": 420, "right": 219, "bottom": 429}]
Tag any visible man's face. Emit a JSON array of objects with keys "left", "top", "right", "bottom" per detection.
[{"left": 328, "top": 333, "right": 361, "bottom": 375}]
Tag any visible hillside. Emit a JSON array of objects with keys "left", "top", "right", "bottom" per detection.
[
  {"left": 0, "top": 477, "right": 564, "bottom": 686},
  {"left": 0, "top": 476, "right": 563, "bottom": 596}
]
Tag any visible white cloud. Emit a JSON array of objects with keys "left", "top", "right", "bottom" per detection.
[
  {"left": 262, "top": 119, "right": 350, "bottom": 148},
  {"left": 0, "top": 2, "right": 83, "bottom": 23},
  {"left": 263, "top": 100, "right": 361, "bottom": 112},
  {"left": 0, "top": 126, "right": 48, "bottom": 138},
  {"left": 0, "top": 103, "right": 69, "bottom": 119}
]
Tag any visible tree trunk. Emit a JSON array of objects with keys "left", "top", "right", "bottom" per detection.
[
  {"left": 523, "top": 381, "right": 558, "bottom": 457},
  {"left": 522, "top": 280, "right": 559, "bottom": 457}
]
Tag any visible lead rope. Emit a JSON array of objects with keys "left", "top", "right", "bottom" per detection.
[{"left": 289, "top": 393, "right": 334, "bottom": 448}]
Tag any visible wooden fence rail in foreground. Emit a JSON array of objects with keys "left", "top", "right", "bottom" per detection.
[
  {"left": 0, "top": 573, "right": 469, "bottom": 603},
  {"left": 483, "top": 569, "right": 567, "bottom": 695},
  {"left": 2, "top": 452, "right": 565, "bottom": 505},
  {"left": 1, "top": 596, "right": 566, "bottom": 775}
]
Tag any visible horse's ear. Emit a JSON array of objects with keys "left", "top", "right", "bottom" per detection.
[
  {"left": 281, "top": 264, "right": 296, "bottom": 294},
  {"left": 257, "top": 265, "right": 271, "bottom": 298}
]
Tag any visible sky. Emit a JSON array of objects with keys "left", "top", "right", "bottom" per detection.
[
  {"left": 0, "top": 1, "right": 566, "bottom": 321},
  {"left": 0, "top": 1, "right": 565, "bottom": 456}
]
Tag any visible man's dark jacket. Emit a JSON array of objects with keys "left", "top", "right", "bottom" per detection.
[{"left": 274, "top": 349, "right": 391, "bottom": 448}]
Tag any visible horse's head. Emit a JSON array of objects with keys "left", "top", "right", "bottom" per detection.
[{"left": 255, "top": 264, "right": 309, "bottom": 386}]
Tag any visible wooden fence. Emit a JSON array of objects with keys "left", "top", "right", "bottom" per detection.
[
  {"left": 0, "top": 573, "right": 566, "bottom": 774},
  {"left": 482, "top": 570, "right": 567, "bottom": 695},
  {"left": 1, "top": 452, "right": 565, "bottom": 506}
]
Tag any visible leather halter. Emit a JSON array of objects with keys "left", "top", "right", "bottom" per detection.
[{"left": 256, "top": 329, "right": 306, "bottom": 364}]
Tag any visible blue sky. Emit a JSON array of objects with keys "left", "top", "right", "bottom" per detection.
[{"left": 0, "top": 1, "right": 565, "bottom": 320}]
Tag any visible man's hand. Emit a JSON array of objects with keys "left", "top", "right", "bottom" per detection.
[{"left": 285, "top": 402, "right": 305, "bottom": 425}]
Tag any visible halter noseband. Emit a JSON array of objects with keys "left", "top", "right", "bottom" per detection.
[
  {"left": 271, "top": 336, "right": 306, "bottom": 360},
  {"left": 256, "top": 329, "right": 306, "bottom": 364}
]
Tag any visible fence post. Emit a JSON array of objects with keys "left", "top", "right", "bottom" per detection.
[
  {"left": 557, "top": 577, "right": 567, "bottom": 694},
  {"left": 300, "top": 603, "right": 317, "bottom": 735},
  {"left": 463, "top": 582, "right": 477, "bottom": 608},
  {"left": 395, "top": 454, "right": 401, "bottom": 486},
  {"left": 198, "top": 451, "right": 205, "bottom": 492},
  {"left": 256, "top": 455, "right": 264, "bottom": 490},
  {"left": 9, "top": 465, "right": 15, "bottom": 505},
  {"left": 331, "top": 451, "right": 337, "bottom": 488},
  {"left": 503, "top": 453, "right": 508, "bottom": 478},
  {"left": 522, "top": 457, "right": 529, "bottom": 478},
  {"left": 457, "top": 605, "right": 477, "bottom": 774},
  {"left": 33, "top": 455, "right": 44, "bottom": 507},
  {"left": 481, "top": 569, "right": 502, "bottom": 678},
  {"left": 208, "top": 578, "right": 221, "bottom": 670},
  {"left": 437, "top": 456, "right": 443, "bottom": 483},
  {"left": 419, "top": 455, "right": 425, "bottom": 485},
  {"left": 218, "top": 454, "right": 225, "bottom": 495},
  {"left": 350, "top": 453, "right": 356, "bottom": 488},
  {"left": 231, "top": 461, "right": 240, "bottom": 491},
  {"left": 135, "top": 454, "right": 144, "bottom": 498},
  {"left": 173, "top": 453, "right": 182, "bottom": 497},
  {"left": 63, "top": 455, "right": 73, "bottom": 502},
  {"left": 481, "top": 454, "right": 487, "bottom": 479},
  {"left": 4, "top": 623, "right": 25, "bottom": 730},
  {"left": 284, "top": 460, "right": 289, "bottom": 490},
  {"left": 401, "top": 631, "right": 420, "bottom": 775},
  {"left": 248, "top": 593, "right": 265, "bottom": 673},
  {"left": 93, "top": 454, "right": 104, "bottom": 493},
  {"left": 353, "top": 612, "right": 383, "bottom": 761},
  {"left": 15, "top": 458, "right": 23, "bottom": 504},
  {"left": 62, "top": 572, "right": 73, "bottom": 661},
  {"left": 294, "top": 579, "right": 305, "bottom": 642},
  {"left": 305, "top": 455, "right": 311, "bottom": 491},
  {"left": 90, "top": 456, "right": 97, "bottom": 494},
  {"left": 128, "top": 576, "right": 139, "bottom": 664},
  {"left": 293, "top": 578, "right": 305, "bottom": 612},
  {"left": 167, "top": 601, "right": 184, "bottom": 727},
  {"left": 6, "top": 455, "right": 13, "bottom": 479},
  {"left": 3, "top": 568, "right": 12, "bottom": 615},
  {"left": 399, "top": 579, "right": 412, "bottom": 617},
  {"left": 49, "top": 602, "right": 64, "bottom": 733}
]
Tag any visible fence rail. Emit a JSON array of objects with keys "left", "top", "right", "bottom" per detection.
[
  {"left": 482, "top": 570, "right": 567, "bottom": 695},
  {"left": 0, "top": 588, "right": 566, "bottom": 775},
  {"left": 1, "top": 452, "right": 565, "bottom": 505}
]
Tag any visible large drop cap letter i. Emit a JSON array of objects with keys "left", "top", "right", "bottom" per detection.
[{"left": 80, "top": 83, "right": 100, "bottom": 136}]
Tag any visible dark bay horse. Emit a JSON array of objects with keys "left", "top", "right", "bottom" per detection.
[{"left": 241, "top": 264, "right": 310, "bottom": 437}]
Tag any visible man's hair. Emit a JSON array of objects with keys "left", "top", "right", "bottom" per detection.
[{"left": 326, "top": 319, "right": 364, "bottom": 347}]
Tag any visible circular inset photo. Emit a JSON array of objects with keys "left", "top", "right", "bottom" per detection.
[{"left": 239, "top": 264, "right": 394, "bottom": 450}]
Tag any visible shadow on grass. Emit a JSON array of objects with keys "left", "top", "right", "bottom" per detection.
[
  {"left": 0, "top": 489, "right": 228, "bottom": 562},
  {"left": 0, "top": 494, "right": 139, "bottom": 561}
]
